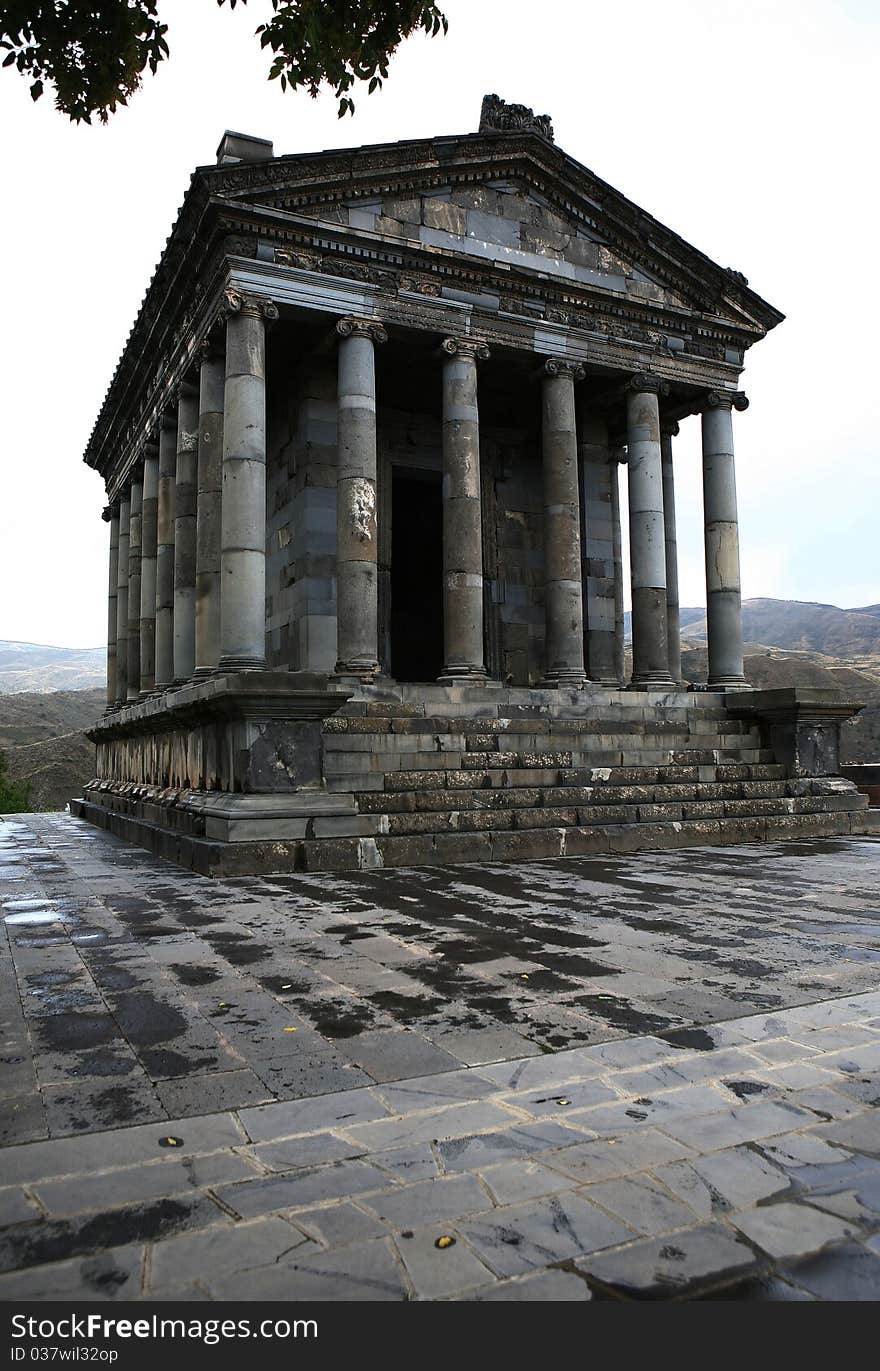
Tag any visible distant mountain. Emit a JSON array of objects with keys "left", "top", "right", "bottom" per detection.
[
  {"left": 625, "top": 598, "right": 880, "bottom": 658},
  {"left": 0, "top": 688, "right": 102, "bottom": 812},
  {"left": 0, "top": 640, "right": 106, "bottom": 693}
]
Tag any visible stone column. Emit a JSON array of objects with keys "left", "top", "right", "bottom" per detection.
[
  {"left": 334, "top": 317, "right": 387, "bottom": 675},
  {"left": 701, "top": 390, "right": 749, "bottom": 689},
  {"left": 114, "top": 494, "right": 130, "bottom": 705},
  {"left": 625, "top": 374, "right": 675, "bottom": 688},
  {"left": 541, "top": 360, "right": 587, "bottom": 685},
  {"left": 440, "top": 337, "right": 489, "bottom": 682},
  {"left": 611, "top": 451, "right": 626, "bottom": 686},
  {"left": 103, "top": 505, "right": 119, "bottom": 708},
  {"left": 155, "top": 410, "right": 177, "bottom": 690},
  {"left": 660, "top": 419, "right": 682, "bottom": 684},
  {"left": 126, "top": 467, "right": 143, "bottom": 700},
  {"left": 173, "top": 380, "right": 199, "bottom": 682},
  {"left": 195, "top": 338, "right": 225, "bottom": 675},
  {"left": 219, "top": 291, "right": 277, "bottom": 671},
  {"left": 578, "top": 410, "right": 618, "bottom": 685},
  {"left": 138, "top": 437, "right": 159, "bottom": 695}
]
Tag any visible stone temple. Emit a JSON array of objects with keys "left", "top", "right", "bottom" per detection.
[{"left": 73, "top": 97, "right": 876, "bottom": 874}]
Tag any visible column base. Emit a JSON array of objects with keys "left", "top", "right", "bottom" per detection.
[
  {"left": 438, "top": 665, "right": 488, "bottom": 684},
  {"left": 334, "top": 658, "right": 379, "bottom": 681},
  {"left": 628, "top": 673, "right": 678, "bottom": 691},
  {"left": 541, "top": 669, "right": 588, "bottom": 688},
  {"left": 192, "top": 666, "right": 220, "bottom": 679},
  {"left": 709, "top": 676, "right": 751, "bottom": 691},
  {"left": 217, "top": 656, "right": 266, "bottom": 672}
]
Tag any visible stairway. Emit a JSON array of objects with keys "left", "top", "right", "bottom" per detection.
[{"left": 298, "top": 693, "right": 876, "bottom": 871}]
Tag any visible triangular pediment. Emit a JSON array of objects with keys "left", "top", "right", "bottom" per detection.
[{"left": 205, "top": 136, "right": 781, "bottom": 336}]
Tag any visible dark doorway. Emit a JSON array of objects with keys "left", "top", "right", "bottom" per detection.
[{"left": 390, "top": 469, "right": 443, "bottom": 681}]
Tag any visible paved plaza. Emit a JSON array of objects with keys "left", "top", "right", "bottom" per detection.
[{"left": 2, "top": 815, "right": 880, "bottom": 1301}]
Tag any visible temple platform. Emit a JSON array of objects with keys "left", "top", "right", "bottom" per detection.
[{"left": 71, "top": 680, "right": 877, "bottom": 876}]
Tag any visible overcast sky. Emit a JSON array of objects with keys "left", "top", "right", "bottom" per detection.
[{"left": 0, "top": 0, "right": 876, "bottom": 649}]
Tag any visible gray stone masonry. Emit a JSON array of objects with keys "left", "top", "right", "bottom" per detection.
[
  {"left": 219, "top": 293, "right": 276, "bottom": 671},
  {"left": 139, "top": 439, "right": 159, "bottom": 695},
  {"left": 541, "top": 360, "right": 586, "bottom": 685},
  {"left": 334, "top": 319, "right": 385, "bottom": 675},
  {"left": 173, "top": 382, "right": 199, "bottom": 682},
  {"left": 626, "top": 377, "right": 674, "bottom": 689},
  {"left": 661, "top": 421, "right": 681, "bottom": 684},
  {"left": 702, "top": 392, "right": 748, "bottom": 689},
  {"left": 154, "top": 411, "right": 176, "bottom": 690},
  {"left": 125, "top": 468, "right": 142, "bottom": 701},
  {"left": 195, "top": 341, "right": 225, "bottom": 675},
  {"left": 104, "top": 506, "right": 118, "bottom": 708},
  {"left": 84, "top": 108, "right": 793, "bottom": 872},
  {"left": 114, "top": 494, "right": 129, "bottom": 705},
  {"left": 440, "top": 339, "right": 489, "bottom": 682}
]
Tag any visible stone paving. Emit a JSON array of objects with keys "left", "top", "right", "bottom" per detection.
[{"left": 2, "top": 814, "right": 880, "bottom": 1300}]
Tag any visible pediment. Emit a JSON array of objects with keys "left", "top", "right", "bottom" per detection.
[{"left": 207, "top": 139, "right": 781, "bottom": 336}]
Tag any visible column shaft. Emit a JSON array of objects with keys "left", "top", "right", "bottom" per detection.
[
  {"left": 139, "top": 442, "right": 159, "bottom": 694},
  {"left": 155, "top": 413, "right": 176, "bottom": 689},
  {"left": 114, "top": 496, "right": 130, "bottom": 704},
  {"left": 626, "top": 377, "right": 674, "bottom": 688},
  {"left": 173, "top": 383, "right": 199, "bottom": 681},
  {"left": 334, "top": 319, "right": 385, "bottom": 674},
  {"left": 541, "top": 361, "right": 586, "bottom": 686},
  {"left": 219, "top": 293, "right": 275, "bottom": 670},
  {"left": 611, "top": 454, "right": 626, "bottom": 686},
  {"left": 105, "top": 507, "right": 119, "bottom": 708},
  {"left": 702, "top": 392, "right": 748, "bottom": 688},
  {"left": 440, "top": 339, "right": 488, "bottom": 681},
  {"left": 195, "top": 342, "right": 225, "bottom": 675},
  {"left": 125, "top": 470, "right": 143, "bottom": 700},
  {"left": 661, "top": 423, "right": 681, "bottom": 683}
]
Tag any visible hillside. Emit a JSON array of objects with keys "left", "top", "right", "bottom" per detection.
[
  {"left": 626, "top": 599, "right": 880, "bottom": 658},
  {"left": 0, "top": 689, "right": 102, "bottom": 813},
  {"left": 0, "top": 640, "right": 105, "bottom": 693},
  {"left": 683, "top": 599, "right": 880, "bottom": 658}
]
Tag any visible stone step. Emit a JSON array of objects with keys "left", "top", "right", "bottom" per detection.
[
  {"left": 353, "top": 775, "right": 853, "bottom": 816},
  {"left": 325, "top": 712, "right": 760, "bottom": 736},
  {"left": 375, "top": 791, "right": 868, "bottom": 837},
  {"left": 295, "top": 808, "right": 879, "bottom": 873}
]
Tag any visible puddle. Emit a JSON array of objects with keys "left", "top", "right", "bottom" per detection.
[{"left": 4, "top": 910, "right": 77, "bottom": 927}]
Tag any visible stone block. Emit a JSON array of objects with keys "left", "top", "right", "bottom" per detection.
[
  {"left": 577, "top": 1222, "right": 760, "bottom": 1298},
  {"left": 422, "top": 199, "right": 467, "bottom": 234},
  {"left": 432, "top": 832, "right": 493, "bottom": 865},
  {"left": 386, "top": 770, "right": 447, "bottom": 791},
  {"left": 376, "top": 834, "right": 437, "bottom": 867}
]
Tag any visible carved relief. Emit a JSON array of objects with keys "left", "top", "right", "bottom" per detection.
[{"left": 479, "top": 94, "right": 554, "bottom": 143}]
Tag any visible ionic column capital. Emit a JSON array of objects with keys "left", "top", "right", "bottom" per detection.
[
  {"left": 702, "top": 389, "right": 749, "bottom": 413},
  {"left": 624, "top": 372, "right": 670, "bottom": 398},
  {"left": 222, "top": 289, "right": 279, "bottom": 323},
  {"left": 336, "top": 317, "right": 388, "bottom": 345},
  {"left": 660, "top": 418, "right": 680, "bottom": 438},
  {"left": 542, "top": 357, "right": 585, "bottom": 383},
  {"left": 440, "top": 337, "right": 490, "bottom": 363},
  {"left": 102, "top": 504, "right": 118, "bottom": 523}
]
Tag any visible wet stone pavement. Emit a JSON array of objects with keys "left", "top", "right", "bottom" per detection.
[{"left": 2, "top": 814, "right": 880, "bottom": 1301}]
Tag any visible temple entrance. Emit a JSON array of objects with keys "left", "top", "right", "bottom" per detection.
[{"left": 390, "top": 468, "right": 443, "bottom": 681}]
